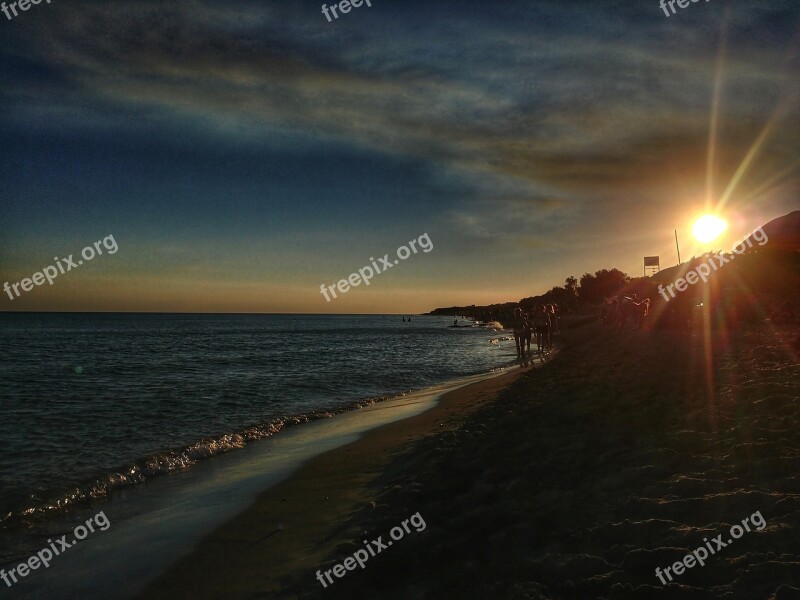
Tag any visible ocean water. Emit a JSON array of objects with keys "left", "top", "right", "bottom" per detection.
[{"left": 0, "top": 313, "right": 508, "bottom": 533}]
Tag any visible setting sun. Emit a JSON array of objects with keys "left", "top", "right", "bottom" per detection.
[{"left": 692, "top": 214, "right": 728, "bottom": 244}]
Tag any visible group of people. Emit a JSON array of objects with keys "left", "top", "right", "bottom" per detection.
[
  {"left": 509, "top": 304, "right": 559, "bottom": 358},
  {"left": 601, "top": 294, "right": 650, "bottom": 330}
]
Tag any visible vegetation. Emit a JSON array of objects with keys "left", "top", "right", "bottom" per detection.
[{"left": 426, "top": 250, "right": 800, "bottom": 328}]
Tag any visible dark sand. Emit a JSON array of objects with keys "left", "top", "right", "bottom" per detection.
[
  {"left": 138, "top": 362, "right": 541, "bottom": 599},
  {"left": 141, "top": 321, "right": 800, "bottom": 599}
]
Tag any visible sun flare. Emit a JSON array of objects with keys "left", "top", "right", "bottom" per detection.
[{"left": 692, "top": 214, "right": 728, "bottom": 244}]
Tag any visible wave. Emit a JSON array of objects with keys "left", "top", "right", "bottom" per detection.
[{"left": 0, "top": 395, "right": 387, "bottom": 530}]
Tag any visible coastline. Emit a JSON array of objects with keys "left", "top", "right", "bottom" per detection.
[
  {"left": 5, "top": 360, "right": 532, "bottom": 600},
  {"left": 0, "top": 313, "right": 504, "bottom": 536},
  {"left": 137, "top": 320, "right": 800, "bottom": 599},
  {"left": 287, "top": 321, "right": 799, "bottom": 599},
  {"left": 137, "top": 358, "right": 545, "bottom": 598}
]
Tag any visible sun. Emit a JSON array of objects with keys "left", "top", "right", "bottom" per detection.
[{"left": 692, "top": 214, "right": 728, "bottom": 244}]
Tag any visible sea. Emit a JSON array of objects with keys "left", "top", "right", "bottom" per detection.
[{"left": 0, "top": 313, "right": 511, "bottom": 569}]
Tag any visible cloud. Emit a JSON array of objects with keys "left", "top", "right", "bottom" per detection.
[
  {"left": 16, "top": 2, "right": 792, "bottom": 150},
  {"left": 2, "top": 0, "right": 797, "bottom": 290}
]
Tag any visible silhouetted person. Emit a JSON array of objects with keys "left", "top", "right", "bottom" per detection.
[
  {"left": 525, "top": 310, "right": 533, "bottom": 354},
  {"left": 511, "top": 308, "right": 526, "bottom": 358},
  {"left": 533, "top": 305, "right": 550, "bottom": 355}
]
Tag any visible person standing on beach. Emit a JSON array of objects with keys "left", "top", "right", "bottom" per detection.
[
  {"left": 546, "top": 304, "right": 557, "bottom": 350},
  {"left": 511, "top": 308, "right": 526, "bottom": 358},
  {"left": 533, "top": 305, "right": 550, "bottom": 355},
  {"left": 550, "top": 304, "right": 559, "bottom": 333},
  {"left": 525, "top": 310, "right": 534, "bottom": 355}
]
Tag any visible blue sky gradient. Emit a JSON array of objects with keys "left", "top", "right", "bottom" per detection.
[{"left": 1, "top": 0, "right": 798, "bottom": 312}]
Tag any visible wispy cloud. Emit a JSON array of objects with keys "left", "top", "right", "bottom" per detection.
[{"left": 1, "top": 0, "right": 797, "bottom": 310}]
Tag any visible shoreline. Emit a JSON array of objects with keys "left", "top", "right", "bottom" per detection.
[
  {"left": 0, "top": 317, "right": 513, "bottom": 541},
  {"left": 6, "top": 360, "right": 534, "bottom": 600},
  {"left": 137, "top": 357, "right": 547, "bottom": 598},
  {"left": 287, "top": 322, "right": 800, "bottom": 599}
]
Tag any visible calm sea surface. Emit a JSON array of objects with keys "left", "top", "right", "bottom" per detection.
[{"left": 0, "top": 313, "right": 508, "bottom": 529}]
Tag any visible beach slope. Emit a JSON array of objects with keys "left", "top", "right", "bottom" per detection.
[
  {"left": 138, "top": 364, "right": 537, "bottom": 599},
  {"left": 141, "top": 321, "right": 800, "bottom": 599}
]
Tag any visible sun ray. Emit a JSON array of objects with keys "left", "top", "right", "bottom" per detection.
[
  {"left": 716, "top": 57, "right": 798, "bottom": 210},
  {"left": 736, "top": 161, "right": 800, "bottom": 206},
  {"left": 717, "top": 96, "right": 795, "bottom": 211}
]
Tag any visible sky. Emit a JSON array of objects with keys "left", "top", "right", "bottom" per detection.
[{"left": 1, "top": 0, "right": 798, "bottom": 313}]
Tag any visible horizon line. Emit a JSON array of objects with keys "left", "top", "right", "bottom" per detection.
[{"left": 0, "top": 310, "right": 439, "bottom": 316}]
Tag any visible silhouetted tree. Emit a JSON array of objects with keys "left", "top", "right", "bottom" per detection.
[
  {"left": 578, "top": 269, "right": 629, "bottom": 305},
  {"left": 565, "top": 276, "right": 578, "bottom": 296}
]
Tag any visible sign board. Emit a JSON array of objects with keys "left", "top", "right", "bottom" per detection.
[{"left": 643, "top": 256, "right": 660, "bottom": 267}]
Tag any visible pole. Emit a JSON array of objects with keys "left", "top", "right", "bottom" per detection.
[{"left": 674, "top": 229, "right": 681, "bottom": 264}]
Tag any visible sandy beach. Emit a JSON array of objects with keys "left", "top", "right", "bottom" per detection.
[
  {"left": 137, "top": 358, "right": 545, "bottom": 599},
  {"left": 139, "top": 320, "right": 799, "bottom": 599}
]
